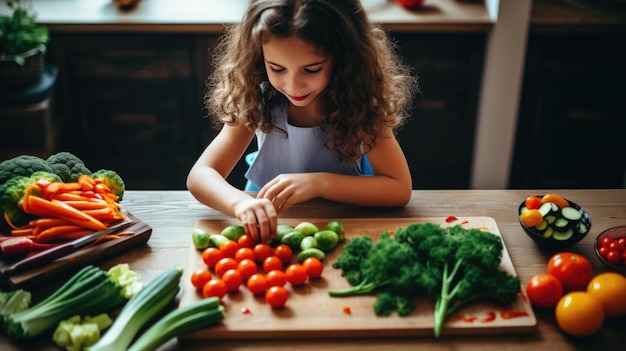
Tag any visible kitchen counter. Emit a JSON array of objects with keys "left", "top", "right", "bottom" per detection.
[
  {"left": 2, "top": 189, "right": 625, "bottom": 350},
  {"left": 8, "top": 0, "right": 493, "bottom": 32}
]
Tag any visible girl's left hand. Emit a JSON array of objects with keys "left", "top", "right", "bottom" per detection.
[{"left": 257, "top": 173, "right": 319, "bottom": 213}]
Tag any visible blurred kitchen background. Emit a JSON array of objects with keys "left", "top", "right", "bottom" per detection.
[{"left": 1, "top": 0, "right": 624, "bottom": 190}]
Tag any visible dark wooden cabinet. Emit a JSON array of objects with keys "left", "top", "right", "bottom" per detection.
[
  {"left": 510, "top": 32, "right": 626, "bottom": 189},
  {"left": 394, "top": 32, "right": 486, "bottom": 189}
]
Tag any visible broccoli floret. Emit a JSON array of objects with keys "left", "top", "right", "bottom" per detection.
[
  {"left": 91, "top": 169, "right": 125, "bottom": 201},
  {"left": 46, "top": 152, "right": 91, "bottom": 183},
  {"left": 0, "top": 155, "right": 54, "bottom": 185},
  {"left": 0, "top": 171, "right": 62, "bottom": 230},
  {"left": 331, "top": 235, "right": 373, "bottom": 286}
]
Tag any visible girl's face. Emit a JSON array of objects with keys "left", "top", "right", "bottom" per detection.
[{"left": 262, "top": 36, "right": 331, "bottom": 110}]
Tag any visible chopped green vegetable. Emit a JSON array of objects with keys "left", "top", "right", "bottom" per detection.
[
  {"left": 0, "top": 289, "right": 32, "bottom": 329},
  {"left": 3, "top": 264, "right": 141, "bottom": 340},
  {"left": 329, "top": 223, "right": 521, "bottom": 338},
  {"left": 52, "top": 313, "right": 113, "bottom": 351},
  {"left": 127, "top": 297, "right": 225, "bottom": 351},
  {"left": 89, "top": 268, "right": 183, "bottom": 351}
]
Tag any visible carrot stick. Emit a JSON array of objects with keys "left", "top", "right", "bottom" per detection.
[
  {"left": 4, "top": 212, "right": 21, "bottom": 230},
  {"left": 62, "top": 201, "right": 111, "bottom": 211},
  {"left": 25, "top": 196, "right": 107, "bottom": 231},
  {"left": 37, "top": 228, "right": 93, "bottom": 243},
  {"left": 53, "top": 193, "right": 107, "bottom": 203},
  {"left": 11, "top": 228, "right": 34, "bottom": 237},
  {"left": 35, "top": 225, "right": 85, "bottom": 242},
  {"left": 44, "top": 181, "right": 81, "bottom": 199},
  {"left": 78, "top": 174, "right": 96, "bottom": 191}
]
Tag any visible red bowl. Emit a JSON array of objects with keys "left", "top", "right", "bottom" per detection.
[{"left": 594, "top": 226, "right": 626, "bottom": 273}]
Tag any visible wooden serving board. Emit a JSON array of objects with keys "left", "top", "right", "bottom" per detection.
[
  {"left": 180, "top": 217, "right": 537, "bottom": 339},
  {"left": 0, "top": 213, "right": 152, "bottom": 290}
]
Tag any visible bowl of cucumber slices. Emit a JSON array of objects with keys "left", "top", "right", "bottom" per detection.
[{"left": 518, "top": 194, "right": 592, "bottom": 249}]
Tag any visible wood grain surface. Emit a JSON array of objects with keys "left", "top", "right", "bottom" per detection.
[{"left": 180, "top": 217, "right": 536, "bottom": 340}]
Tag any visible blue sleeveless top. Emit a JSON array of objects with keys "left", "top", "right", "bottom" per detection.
[{"left": 244, "top": 103, "right": 374, "bottom": 191}]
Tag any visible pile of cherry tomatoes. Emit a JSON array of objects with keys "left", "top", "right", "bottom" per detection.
[
  {"left": 596, "top": 234, "right": 626, "bottom": 268},
  {"left": 525, "top": 252, "right": 626, "bottom": 337},
  {"left": 190, "top": 233, "right": 324, "bottom": 309}
]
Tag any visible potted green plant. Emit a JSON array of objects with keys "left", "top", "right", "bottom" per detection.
[{"left": 0, "top": 0, "right": 49, "bottom": 89}]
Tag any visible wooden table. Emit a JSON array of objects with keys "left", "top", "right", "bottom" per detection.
[{"left": 2, "top": 189, "right": 625, "bottom": 350}]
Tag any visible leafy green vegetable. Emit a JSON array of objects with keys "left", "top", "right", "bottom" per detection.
[
  {"left": 52, "top": 313, "right": 113, "bottom": 351},
  {"left": 46, "top": 152, "right": 92, "bottom": 183},
  {"left": 329, "top": 223, "right": 522, "bottom": 337},
  {"left": 91, "top": 169, "right": 125, "bottom": 201},
  {"left": 0, "top": 289, "right": 31, "bottom": 329},
  {"left": 3, "top": 264, "right": 141, "bottom": 340}
]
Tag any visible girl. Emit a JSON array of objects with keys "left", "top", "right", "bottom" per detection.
[{"left": 187, "top": 0, "right": 419, "bottom": 242}]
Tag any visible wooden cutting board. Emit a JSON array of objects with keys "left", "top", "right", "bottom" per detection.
[
  {"left": 0, "top": 213, "right": 152, "bottom": 290},
  {"left": 180, "top": 217, "right": 537, "bottom": 339}
]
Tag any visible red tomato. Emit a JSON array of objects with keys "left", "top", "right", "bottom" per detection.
[
  {"left": 222, "top": 269, "right": 243, "bottom": 292},
  {"left": 253, "top": 243, "right": 274, "bottom": 263},
  {"left": 190, "top": 269, "right": 212, "bottom": 290},
  {"left": 606, "top": 250, "right": 622, "bottom": 264},
  {"left": 203, "top": 279, "right": 227, "bottom": 299},
  {"left": 274, "top": 244, "right": 293, "bottom": 263},
  {"left": 262, "top": 256, "right": 284, "bottom": 273},
  {"left": 237, "top": 258, "right": 258, "bottom": 281},
  {"left": 235, "top": 247, "right": 255, "bottom": 262},
  {"left": 285, "top": 263, "right": 308, "bottom": 286},
  {"left": 237, "top": 234, "right": 255, "bottom": 249},
  {"left": 266, "top": 270, "right": 287, "bottom": 287},
  {"left": 201, "top": 247, "right": 223, "bottom": 268},
  {"left": 219, "top": 240, "right": 240, "bottom": 258},
  {"left": 396, "top": 0, "right": 425, "bottom": 10},
  {"left": 214, "top": 257, "right": 238, "bottom": 278},
  {"left": 524, "top": 196, "right": 543, "bottom": 210},
  {"left": 265, "top": 286, "right": 289, "bottom": 308},
  {"left": 302, "top": 257, "right": 323, "bottom": 279},
  {"left": 246, "top": 273, "right": 267, "bottom": 295},
  {"left": 525, "top": 273, "right": 563, "bottom": 308},
  {"left": 617, "top": 237, "right": 626, "bottom": 249},
  {"left": 547, "top": 252, "right": 593, "bottom": 292}
]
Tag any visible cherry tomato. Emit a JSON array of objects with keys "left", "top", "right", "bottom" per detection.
[
  {"left": 597, "top": 246, "right": 610, "bottom": 259},
  {"left": 263, "top": 256, "right": 284, "bottom": 273},
  {"left": 253, "top": 243, "right": 274, "bottom": 263},
  {"left": 519, "top": 209, "right": 543, "bottom": 228},
  {"left": 555, "top": 291, "right": 604, "bottom": 337},
  {"left": 222, "top": 269, "right": 243, "bottom": 292},
  {"left": 617, "top": 237, "right": 626, "bottom": 249},
  {"left": 246, "top": 273, "right": 268, "bottom": 295},
  {"left": 541, "top": 193, "right": 570, "bottom": 209},
  {"left": 214, "top": 257, "right": 238, "bottom": 278},
  {"left": 190, "top": 269, "right": 212, "bottom": 290},
  {"left": 219, "top": 239, "right": 240, "bottom": 259},
  {"left": 274, "top": 244, "right": 293, "bottom": 263},
  {"left": 396, "top": 0, "right": 425, "bottom": 10},
  {"left": 266, "top": 269, "right": 287, "bottom": 287},
  {"left": 203, "top": 279, "right": 227, "bottom": 299},
  {"left": 238, "top": 234, "right": 255, "bottom": 249},
  {"left": 606, "top": 250, "right": 622, "bottom": 264},
  {"left": 302, "top": 257, "right": 323, "bottom": 279},
  {"left": 525, "top": 273, "right": 563, "bottom": 309},
  {"left": 235, "top": 247, "right": 256, "bottom": 262},
  {"left": 608, "top": 241, "right": 623, "bottom": 253},
  {"left": 600, "top": 236, "right": 614, "bottom": 247},
  {"left": 201, "top": 247, "right": 223, "bottom": 268},
  {"left": 547, "top": 252, "right": 593, "bottom": 292},
  {"left": 587, "top": 272, "right": 626, "bottom": 317},
  {"left": 524, "top": 196, "right": 543, "bottom": 210},
  {"left": 237, "top": 258, "right": 258, "bottom": 281},
  {"left": 265, "top": 286, "right": 289, "bottom": 309},
  {"left": 285, "top": 263, "right": 308, "bottom": 286}
]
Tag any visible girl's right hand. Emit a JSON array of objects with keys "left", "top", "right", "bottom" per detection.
[{"left": 233, "top": 197, "right": 278, "bottom": 243}]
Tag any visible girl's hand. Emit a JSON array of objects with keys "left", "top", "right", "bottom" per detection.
[
  {"left": 257, "top": 173, "right": 318, "bottom": 213},
  {"left": 233, "top": 198, "right": 278, "bottom": 243}
]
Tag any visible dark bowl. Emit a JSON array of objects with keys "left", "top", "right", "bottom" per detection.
[
  {"left": 518, "top": 196, "right": 592, "bottom": 250},
  {"left": 594, "top": 226, "right": 626, "bottom": 273}
]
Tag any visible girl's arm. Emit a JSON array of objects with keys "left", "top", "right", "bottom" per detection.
[
  {"left": 258, "top": 126, "right": 412, "bottom": 211},
  {"left": 187, "top": 124, "right": 278, "bottom": 242}
]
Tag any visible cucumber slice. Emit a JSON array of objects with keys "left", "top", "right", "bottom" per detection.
[
  {"left": 545, "top": 215, "right": 557, "bottom": 224},
  {"left": 577, "top": 222, "right": 588, "bottom": 234},
  {"left": 536, "top": 219, "right": 548, "bottom": 231},
  {"left": 561, "top": 207, "right": 582, "bottom": 221},
  {"left": 554, "top": 217, "right": 570, "bottom": 229},
  {"left": 553, "top": 229, "right": 573, "bottom": 241},
  {"left": 542, "top": 227, "right": 554, "bottom": 239}
]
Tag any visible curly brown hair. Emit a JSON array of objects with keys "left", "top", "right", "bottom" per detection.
[{"left": 206, "top": 0, "right": 418, "bottom": 164}]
